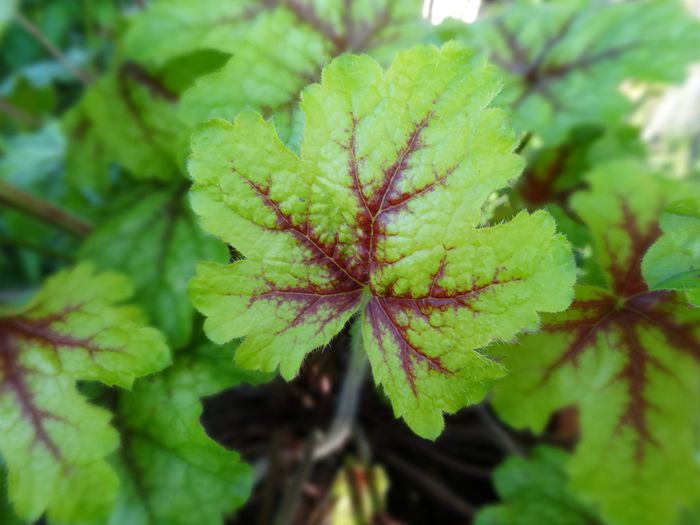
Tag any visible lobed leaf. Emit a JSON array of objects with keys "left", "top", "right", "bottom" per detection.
[
  {"left": 189, "top": 44, "right": 576, "bottom": 439},
  {"left": 0, "top": 264, "right": 170, "bottom": 523},
  {"left": 455, "top": 0, "right": 700, "bottom": 143},
  {"left": 491, "top": 161, "right": 700, "bottom": 525}
]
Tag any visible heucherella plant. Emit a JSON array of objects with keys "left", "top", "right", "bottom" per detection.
[
  {"left": 0, "top": 264, "right": 169, "bottom": 523},
  {"left": 450, "top": 0, "right": 700, "bottom": 143},
  {"left": 491, "top": 161, "right": 700, "bottom": 525},
  {"left": 127, "top": 0, "right": 433, "bottom": 145},
  {"left": 188, "top": 43, "right": 577, "bottom": 439}
]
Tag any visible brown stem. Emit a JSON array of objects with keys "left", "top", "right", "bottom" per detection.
[
  {"left": 382, "top": 452, "right": 475, "bottom": 519},
  {"left": 14, "top": 12, "right": 93, "bottom": 86},
  {"left": 0, "top": 100, "right": 39, "bottom": 127},
  {"left": 0, "top": 180, "right": 92, "bottom": 236}
]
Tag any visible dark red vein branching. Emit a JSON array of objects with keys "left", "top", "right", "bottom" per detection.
[
  {"left": 613, "top": 312, "right": 667, "bottom": 460},
  {"left": 540, "top": 297, "right": 618, "bottom": 382},
  {"left": 366, "top": 297, "right": 452, "bottom": 395},
  {"left": 346, "top": 118, "right": 372, "bottom": 277},
  {"left": 607, "top": 202, "right": 662, "bottom": 297},
  {"left": 538, "top": 200, "right": 699, "bottom": 461},
  {"left": 0, "top": 327, "right": 61, "bottom": 458},
  {"left": 369, "top": 113, "right": 432, "bottom": 216},
  {"left": 244, "top": 178, "right": 365, "bottom": 287},
  {"left": 255, "top": 286, "right": 362, "bottom": 336},
  {"left": 491, "top": 9, "right": 638, "bottom": 109},
  {"left": 4, "top": 318, "right": 108, "bottom": 357},
  {"left": 367, "top": 113, "right": 435, "bottom": 282}
]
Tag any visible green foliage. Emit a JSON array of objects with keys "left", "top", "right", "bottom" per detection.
[
  {"left": 476, "top": 447, "right": 602, "bottom": 525},
  {"left": 3, "top": 0, "right": 700, "bottom": 522},
  {"left": 79, "top": 185, "right": 227, "bottom": 348},
  {"left": 0, "top": 264, "right": 169, "bottom": 523},
  {"left": 175, "top": 0, "right": 432, "bottom": 143},
  {"left": 643, "top": 196, "right": 700, "bottom": 305},
  {"left": 103, "top": 342, "right": 261, "bottom": 525},
  {"left": 491, "top": 161, "right": 700, "bottom": 525},
  {"left": 76, "top": 69, "right": 181, "bottom": 181},
  {"left": 452, "top": 0, "right": 700, "bottom": 143},
  {"left": 188, "top": 44, "right": 576, "bottom": 438}
]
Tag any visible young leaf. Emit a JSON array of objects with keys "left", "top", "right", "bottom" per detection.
[
  {"left": 0, "top": 264, "right": 170, "bottom": 523},
  {"left": 491, "top": 161, "right": 700, "bottom": 525},
  {"left": 178, "top": 0, "right": 432, "bottom": 144},
  {"left": 475, "top": 446, "right": 603, "bottom": 525},
  {"left": 188, "top": 44, "right": 576, "bottom": 439},
  {"left": 79, "top": 185, "right": 227, "bottom": 348},
  {"left": 642, "top": 196, "right": 700, "bottom": 306},
  {"left": 456, "top": 0, "right": 700, "bottom": 142},
  {"left": 104, "top": 342, "right": 261, "bottom": 525}
]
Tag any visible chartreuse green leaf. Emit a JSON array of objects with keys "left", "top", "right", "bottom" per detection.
[
  {"left": 103, "top": 342, "right": 262, "bottom": 525},
  {"left": 188, "top": 44, "right": 576, "bottom": 439},
  {"left": 79, "top": 185, "right": 227, "bottom": 348},
  {"left": 177, "top": 0, "right": 431, "bottom": 144},
  {"left": 454, "top": 0, "right": 700, "bottom": 143},
  {"left": 643, "top": 196, "right": 700, "bottom": 306},
  {"left": 475, "top": 447, "right": 603, "bottom": 525},
  {"left": 491, "top": 160, "right": 700, "bottom": 525},
  {"left": 0, "top": 264, "right": 170, "bottom": 523}
]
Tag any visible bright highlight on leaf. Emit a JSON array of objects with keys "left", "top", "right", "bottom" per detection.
[
  {"left": 491, "top": 161, "right": 700, "bottom": 525},
  {"left": 189, "top": 44, "right": 576, "bottom": 439},
  {"left": 0, "top": 264, "right": 170, "bottom": 523}
]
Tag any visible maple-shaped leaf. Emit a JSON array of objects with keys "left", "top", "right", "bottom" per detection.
[
  {"left": 491, "top": 160, "right": 700, "bottom": 525},
  {"left": 475, "top": 446, "right": 603, "bottom": 525},
  {"left": 0, "top": 264, "right": 170, "bottom": 523},
  {"left": 79, "top": 185, "right": 227, "bottom": 348},
  {"left": 453, "top": 0, "right": 700, "bottom": 143},
  {"left": 643, "top": 196, "right": 700, "bottom": 306},
  {"left": 188, "top": 44, "right": 576, "bottom": 439},
  {"left": 177, "top": 0, "right": 432, "bottom": 144},
  {"left": 104, "top": 342, "right": 262, "bottom": 525}
]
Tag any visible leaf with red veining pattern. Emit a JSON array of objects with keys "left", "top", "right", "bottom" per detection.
[
  {"left": 491, "top": 160, "right": 700, "bottom": 525},
  {"left": 189, "top": 44, "right": 576, "bottom": 438},
  {"left": 454, "top": 0, "right": 700, "bottom": 143},
  {"left": 0, "top": 264, "right": 169, "bottom": 523}
]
